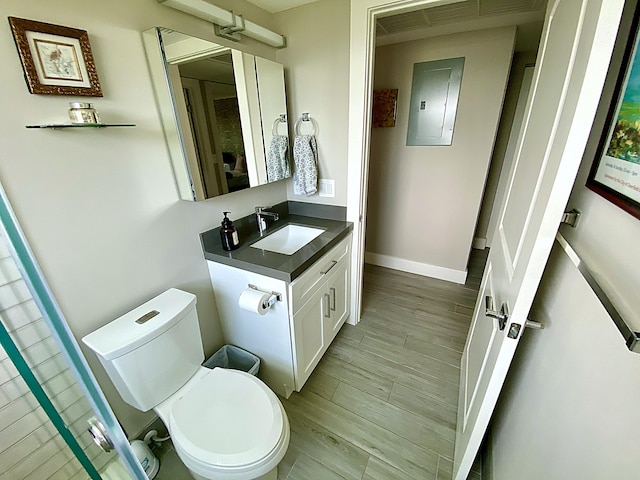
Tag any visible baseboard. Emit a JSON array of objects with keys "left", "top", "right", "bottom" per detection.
[
  {"left": 364, "top": 252, "right": 467, "bottom": 284},
  {"left": 473, "top": 237, "right": 487, "bottom": 250}
]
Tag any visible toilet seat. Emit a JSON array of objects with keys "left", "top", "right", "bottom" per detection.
[{"left": 168, "top": 368, "right": 288, "bottom": 478}]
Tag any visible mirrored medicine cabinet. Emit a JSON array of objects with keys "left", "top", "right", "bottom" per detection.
[{"left": 142, "top": 27, "right": 290, "bottom": 201}]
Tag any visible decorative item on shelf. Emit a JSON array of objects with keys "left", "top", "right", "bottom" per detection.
[
  {"left": 372, "top": 89, "right": 398, "bottom": 128},
  {"left": 68, "top": 102, "right": 100, "bottom": 124},
  {"left": 8, "top": 17, "right": 102, "bottom": 97}
]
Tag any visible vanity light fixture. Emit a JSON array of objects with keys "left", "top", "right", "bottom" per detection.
[{"left": 157, "top": 0, "right": 286, "bottom": 48}]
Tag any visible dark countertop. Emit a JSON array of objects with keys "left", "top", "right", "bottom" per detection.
[{"left": 200, "top": 203, "right": 353, "bottom": 282}]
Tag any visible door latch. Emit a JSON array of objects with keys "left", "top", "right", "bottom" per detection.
[{"left": 485, "top": 296, "right": 509, "bottom": 330}]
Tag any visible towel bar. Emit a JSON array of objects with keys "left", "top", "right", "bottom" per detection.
[{"left": 555, "top": 233, "right": 640, "bottom": 353}]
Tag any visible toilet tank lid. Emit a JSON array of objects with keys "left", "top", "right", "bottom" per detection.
[{"left": 82, "top": 288, "right": 197, "bottom": 361}]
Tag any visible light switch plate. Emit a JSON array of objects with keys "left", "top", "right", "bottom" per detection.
[{"left": 319, "top": 179, "right": 335, "bottom": 197}]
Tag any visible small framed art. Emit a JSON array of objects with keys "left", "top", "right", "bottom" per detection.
[
  {"left": 372, "top": 89, "right": 398, "bottom": 128},
  {"left": 8, "top": 17, "right": 102, "bottom": 96}
]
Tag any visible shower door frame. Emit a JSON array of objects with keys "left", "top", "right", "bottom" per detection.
[{"left": 0, "top": 182, "right": 147, "bottom": 480}]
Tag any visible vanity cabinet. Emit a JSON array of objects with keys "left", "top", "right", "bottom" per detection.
[
  {"left": 206, "top": 233, "right": 351, "bottom": 398},
  {"left": 290, "top": 237, "right": 351, "bottom": 388}
]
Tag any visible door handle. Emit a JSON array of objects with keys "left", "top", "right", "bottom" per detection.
[
  {"left": 320, "top": 260, "right": 338, "bottom": 275},
  {"left": 485, "top": 296, "right": 509, "bottom": 330},
  {"left": 324, "top": 293, "right": 331, "bottom": 318},
  {"left": 87, "top": 416, "right": 114, "bottom": 453},
  {"left": 330, "top": 287, "right": 336, "bottom": 311}
]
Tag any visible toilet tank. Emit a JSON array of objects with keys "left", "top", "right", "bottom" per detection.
[{"left": 82, "top": 288, "right": 204, "bottom": 412}]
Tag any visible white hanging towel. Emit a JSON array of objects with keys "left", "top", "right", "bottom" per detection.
[
  {"left": 266, "top": 135, "right": 290, "bottom": 182},
  {"left": 293, "top": 134, "right": 318, "bottom": 195}
]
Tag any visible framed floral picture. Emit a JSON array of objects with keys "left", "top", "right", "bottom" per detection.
[
  {"left": 586, "top": 8, "right": 640, "bottom": 220},
  {"left": 8, "top": 17, "right": 102, "bottom": 96}
]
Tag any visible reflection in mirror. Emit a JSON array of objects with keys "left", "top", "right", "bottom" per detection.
[{"left": 142, "top": 28, "right": 290, "bottom": 201}]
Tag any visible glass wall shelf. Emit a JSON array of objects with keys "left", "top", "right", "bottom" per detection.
[{"left": 25, "top": 123, "right": 136, "bottom": 129}]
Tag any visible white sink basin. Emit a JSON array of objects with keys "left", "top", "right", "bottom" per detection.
[{"left": 250, "top": 225, "right": 325, "bottom": 255}]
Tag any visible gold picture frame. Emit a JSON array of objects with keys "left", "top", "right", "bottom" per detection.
[{"left": 8, "top": 17, "right": 102, "bottom": 96}]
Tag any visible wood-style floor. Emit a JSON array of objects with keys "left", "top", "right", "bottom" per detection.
[
  {"left": 155, "top": 249, "right": 487, "bottom": 480},
  {"left": 277, "top": 249, "right": 487, "bottom": 480}
]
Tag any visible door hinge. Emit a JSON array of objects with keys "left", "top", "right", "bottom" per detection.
[{"left": 560, "top": 209, "right": 580, "bottom": 228}]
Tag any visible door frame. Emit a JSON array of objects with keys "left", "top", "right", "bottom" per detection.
[{"left": 347, "top": 0, "right": 463, "bottom": 325}]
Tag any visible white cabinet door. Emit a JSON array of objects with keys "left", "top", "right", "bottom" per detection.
[
  {"left": 292, "top": 289, "right": 326, "bottom": 389},
  {"left": 324, "top": 258, "right": 350, "bottom": 343}
]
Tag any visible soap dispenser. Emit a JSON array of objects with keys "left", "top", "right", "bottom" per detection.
[{"left": 220, "top": 212, "right": 240, "bottom": 251}]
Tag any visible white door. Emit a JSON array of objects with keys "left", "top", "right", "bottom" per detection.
[{"left": 453, "top": 0, "right": 624, "bottom": 478}]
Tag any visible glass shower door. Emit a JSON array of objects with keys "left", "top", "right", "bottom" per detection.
[{"left": 0, "top": 183, "right": 147, "bottom": 480}]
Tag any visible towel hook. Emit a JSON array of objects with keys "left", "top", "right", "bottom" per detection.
[
  {"left": 294, "top": 112, "right": 318, "bottom": 136},
  {"left": 272, "top": 114, "right": 287, "bottom": 136}
]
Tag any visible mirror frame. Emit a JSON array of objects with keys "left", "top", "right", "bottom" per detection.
[{"left": 142, "top": 27, "right": 290, "bottom": 201}]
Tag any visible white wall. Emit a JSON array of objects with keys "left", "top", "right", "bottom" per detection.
[
  {"left": 365, "top": 27, "right": 515, "bottom": 280},
  {"left": 275, "top": 0, "right": 351, "bottom": 207},
  {"left": 488, "top": 4, "right": 640, "bottom": 474},
  {"left": 0, "top": 0, "right": 287, "bottom": 436}
]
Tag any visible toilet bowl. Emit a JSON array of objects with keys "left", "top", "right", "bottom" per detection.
[
  {"left": 155, "top": 366, "right": 289, "bottom": 480},
  {"left": 82, "top": 288, "right": 290, "bottom": 480}
]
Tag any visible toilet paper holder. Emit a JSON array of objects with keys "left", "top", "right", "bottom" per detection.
[{"left": 248, "top": 284, "right": 282, "bottom": 309}]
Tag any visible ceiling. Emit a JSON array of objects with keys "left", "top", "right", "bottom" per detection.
[
  {"left": 246, "top": 0, "right": 321, "bottom": 13},
  {"left": 246, "top": 0, "right": 547, "bottom": 51},
  {"left": 377, "top": 0, "right": 545, "bottom": 34}
]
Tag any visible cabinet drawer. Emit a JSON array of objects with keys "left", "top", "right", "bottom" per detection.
[{"left": 289, "top": 234, "right": 351, "bottom": 314}]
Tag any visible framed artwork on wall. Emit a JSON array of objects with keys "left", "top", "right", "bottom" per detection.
[
  {"left": 372, "top": 89, "right": 398, "bottom": 128},
  {"left": 8, "top": 17, "right": 102, "bottom": 96},
  {"left": 586, "top": 10, "right": 640, "bottom": 220}
]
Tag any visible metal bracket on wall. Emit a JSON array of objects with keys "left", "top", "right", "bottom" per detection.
[{"left": 215, "top": 11, "right": 245, "bottom": 42}]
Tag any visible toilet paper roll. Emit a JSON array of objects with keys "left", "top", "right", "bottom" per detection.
[{"left": 238, "top": 288, "right": 271, "bottom": 315}]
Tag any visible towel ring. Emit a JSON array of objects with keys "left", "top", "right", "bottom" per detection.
[
  {"left": 294, "top": 113, "right": 318, "bottom": 136},
  {"left": 272, "top": 114, "right": 287, "bottom": 136}
]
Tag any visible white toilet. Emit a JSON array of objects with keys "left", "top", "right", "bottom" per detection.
[{"left": 82, "top": 288, "right": 290, "bottom": 480}]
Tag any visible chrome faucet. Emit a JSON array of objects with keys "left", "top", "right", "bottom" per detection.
[{"left": 255, "top": 206, "right": 279, "bottom": 235}]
